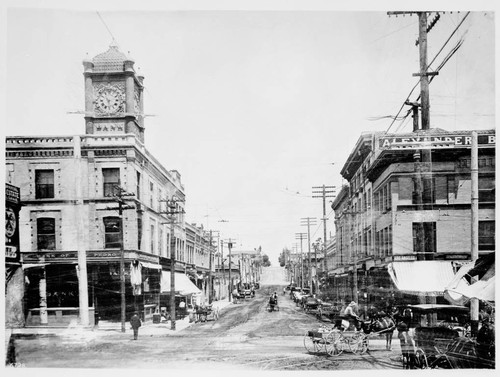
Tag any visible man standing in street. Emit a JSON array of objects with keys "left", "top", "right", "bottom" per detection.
[{"left": 130, "top": 312, "right": 142, "bottom": 340}]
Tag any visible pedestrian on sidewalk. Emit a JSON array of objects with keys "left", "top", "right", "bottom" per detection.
[{"left": 130, "top": 312, "right": 142, "bottom": 340}]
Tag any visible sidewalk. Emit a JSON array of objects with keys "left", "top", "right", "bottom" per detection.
[{"left": 8, "top": 299, "right": 234, "bottom": 338}]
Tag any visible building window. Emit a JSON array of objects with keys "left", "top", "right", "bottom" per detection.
[
  {"left": 104, "top": 217, "right": 121, "bottom": 248},
  {"left": 159, "top": 227, "right": 163, "bottom": 255},
  {"left": 37, "top": 218, "right": 56, "bottom": 250},
  {"left": 150, "top": 182, "right": 154, "bottom": 208},
  {"left": 35, "top": 170, "right": 54, "bottom": 199},
  {"left": 150, "top": 223, "right": 156, "bottom": 254},
  {"left": 412, "top": 222, "right": 436, "bottom": 253},
  {"left": 136, "top": 171, "right": 141, "bottom": 200},
  {"left": 137, "top": 218, "right": 142, "bottom": 250},
  {"left": 479, "top": 221, "right": 495, "bottom": 250},
  {"left": 412, "top": 178, "right": 436, "bottom": 204},
  {"left": 479, "top": 176, "right": 495, "bottom": 202},
  {"left": 103, "top": 168, "right": 120, "bottom": 197}
]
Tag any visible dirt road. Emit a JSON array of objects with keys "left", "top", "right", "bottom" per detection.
[{"left": 11, "top": 285, "right": 402, "bottom": 370}]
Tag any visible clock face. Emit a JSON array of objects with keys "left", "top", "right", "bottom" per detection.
[
  {"left": 96, "top": 88, "right": 121, "bottom": 114},
  {"left": 94, "top": 83, "right": 124, "bottom": 115}
]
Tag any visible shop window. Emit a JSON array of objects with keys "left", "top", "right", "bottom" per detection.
[
  {"left": 35, "top": 170, "right": 54, "bottom": 199},
  {"left": 104, "top": 217, "right": 121, "bottom": 248},
  {"left": 103, "top": 168, "right": 120, "bottom": 197},
  {"left": 479, "top": 221, "right": 495, "bottom": 250},
  {"left": 37, "top": 217, "right": 56, "bottom": 250}
]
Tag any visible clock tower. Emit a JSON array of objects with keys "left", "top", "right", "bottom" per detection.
[{"left": 82, "top": 43, "right": 145, "bottom": 142}]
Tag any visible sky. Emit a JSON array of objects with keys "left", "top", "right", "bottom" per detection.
[{"left": 2, "top": 0, "right": 497, "bottom": 264}]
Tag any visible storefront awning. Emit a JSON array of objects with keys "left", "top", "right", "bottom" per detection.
[
  {"left": 387, "top": 261, "right": 467, "bottom": 296},
  {"left": 160, "top": 271, "right": 201, "bottom": 295},
  {"left": 446, "top": 276, "right": 495, "bottom": 303},
  {"left": 444, "top": 254, "right": 495, "bottom": 304}
]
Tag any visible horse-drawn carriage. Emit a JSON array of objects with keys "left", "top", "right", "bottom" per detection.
[
  {"left": 194, "top": 304, "right": 220, "bottom": 322},
  {"left": 397, "top": 304, "right": 494, "bottom": 369},
  {"left": 303, "top": 314, "right": 395, "bottom": 356},
  {"left": 303, "top": 297, "right": 321, "bottom": 314}
]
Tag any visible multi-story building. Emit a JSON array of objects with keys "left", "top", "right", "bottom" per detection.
[
  {"left": 331, "top": 129, "right": 495, "bottom": 311},
  {"left": 5, "top": 44, "right": 208, "bottom": 326},
  {"left": 185, "top": 223, "right": 216, "bottom": 300}
]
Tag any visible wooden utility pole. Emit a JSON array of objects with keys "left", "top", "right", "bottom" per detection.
[
  {"left": 108, "top": 185, "right": 135, "bottom": 332},
  {"left": 470, "top": 132, "right": 479, "bottom": 334},
  {"left": 161, "top": 195, "right": 184, "bottom": 330},
  {"left": 74, "top": 136, "right": 90, "bottom": 326},
  {"left": 227, "top": 239, "right": 233, "bottom": 302},
  {"left": 301, "top": 217, "right": 317, "bottom": 292},
  {"left": 295, "top": 233, "right": 307, "bottom": 290},
  {"left": 220, "top": 240, "right": 225, "bottom": 298},
  {"left": 312, "top": 185, "right": 336, "bottom": 275},
  {"left": 389, "top": 11, "right": 439, "bottom": 262}
]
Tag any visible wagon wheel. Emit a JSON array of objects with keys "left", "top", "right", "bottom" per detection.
[
  {"left": 348, "top": 333, "right": 368, "bottom": 354},
  {"left": 414, "top": 348, "right": 428, "bottom": 369},
  {"left": 325, "top": 331, "right": 344, "bottom": 356},
  {"left": 303, "top": 334, "right": 323, "bottom": 354}
]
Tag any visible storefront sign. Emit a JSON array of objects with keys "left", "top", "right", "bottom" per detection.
[
  {"left": 379, "top": 133, "right": 495, "bottom": 150},
  {"left": 6, "top": 184, "right": 21, "bottom": 264},
  {"left": 393, "top": 254, "right": 417, "bottom": 261}
]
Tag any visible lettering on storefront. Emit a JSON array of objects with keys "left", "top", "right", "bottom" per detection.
[
  {"left": 392, "top": 255, "right": 416, "bottom": 261},
  {"left": 88, "top": 252, "right": 119, "bottom": 258},
  {"left": 379, "top": 134, "right": 495, "bottom": 150}
]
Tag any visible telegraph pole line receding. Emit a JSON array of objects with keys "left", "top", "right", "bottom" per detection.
[
  {"left": 107, "top": 185, "right": 135, "bottom": 333},
  {"left": 312, "top": 185, "right": 336, "bottom": 274},
  {"left": 295, "top": 233, "right": 307, "bottom": 290},
  {"left": 301, "top": 217, "right": 317, "bottom": 293},
  {"left": 160, "top": 195, "right": 185, "bottom": 331}
]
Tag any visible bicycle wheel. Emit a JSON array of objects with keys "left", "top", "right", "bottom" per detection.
[
  {"left": 414, "top": 348, "right": 428, "bottom": 369},
  {"left": 325, "top": 331, "right": 344, "bottom": 356},
  {"left": 303, "top": 334, "right": 323, "bottom": 353}
]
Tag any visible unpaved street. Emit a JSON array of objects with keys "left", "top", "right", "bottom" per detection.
[{"left": 12, "top": 285, "right": 402, "bottom": 370}]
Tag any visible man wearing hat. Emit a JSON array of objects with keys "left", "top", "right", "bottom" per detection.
[{"left": 130, "top": 312, "right": 142, "bottom": 340}]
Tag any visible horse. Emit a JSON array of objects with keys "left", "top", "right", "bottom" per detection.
[{"left": 368, "top": 311, "right": 396, "bottom": 350}]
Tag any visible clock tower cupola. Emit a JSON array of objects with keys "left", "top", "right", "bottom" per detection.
[{"left": 83, "top": 43, "right": 145, "bottom": 142}]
